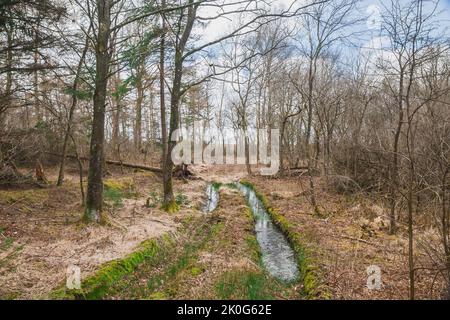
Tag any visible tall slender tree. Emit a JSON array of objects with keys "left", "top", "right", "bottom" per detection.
[{"left": 84, "top": 0, "right": 113, "bottom": 222}]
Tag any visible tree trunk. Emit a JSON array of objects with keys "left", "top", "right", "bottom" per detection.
[
  {"left": 57, "top": 35, "right": 89, "bottom": 186},
  {"left": 390, "top": 70, "right": 405, "bottom": 235},
  {"left": 162, "top": 50, "right": 182, "bottom": 211},
  {"left": 306, "top": 59, "right": 319, "bottom": 215},
  {"left": 245, "top": 135, "right": 252, "bottom": 175},
  {"left": 162, "top": 0, "right": 197, "bottom": 211},
  {"left": 279, "top": 118, "right": 287, "bottom": 176},
  {"left": 84, "top": 0, "right": 111, "bottom": 223},
  {"left": 159, "top": 0, "right": 168, "bottom": 164},
  {"left": 442, "top": 172, "right": 450, "bottom": 298},
  {"left": 111, "top": 71, "right": 121, "bottom": 151},
  {"left": 407, "top": 166, "right": 415, "bottom": 300},
  {"left": 33, "top": 28, "right": 41, "bottom": 124},
  {"left": 0, "top": 26, "right": 13, "bottom": 127},
  {"left": 35, "top": 160, "right": 48, "bottom": 184},
  {"left": 134, "top": 71, "right": 143, "bottom": 152}
]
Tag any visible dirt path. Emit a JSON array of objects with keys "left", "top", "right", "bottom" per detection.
[{"left": 100, "top": 186, "right": 302, "bottom": 300}]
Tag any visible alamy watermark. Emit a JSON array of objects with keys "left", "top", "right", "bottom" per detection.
[
  {"left": 366, "top": 265, "right": 382, "bottom": 290},
  {"left": 66, "top": 265, "right": 81, "bottom": 290},
  {"left": 171, "top": 121, "right": 280, "bottom": 176}
]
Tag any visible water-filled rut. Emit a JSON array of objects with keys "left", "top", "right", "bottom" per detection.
[
  {"left": 236, "top": 183, "right": 299, "bottom": 282},
  {"left": 203, "top": 183, "right": 220, "bottom": 213}
]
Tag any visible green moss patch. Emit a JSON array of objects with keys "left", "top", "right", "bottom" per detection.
[
  {"left": 0, "top": 189, "right": 49, "bottom": 206},
  {"left": 215, "top": 270, "right": 274, "bottom": 300},
  {"left": 103, "top": 177, "right": 139, "bottom": 208},
  {"left": 90, "top": 216, "right": 221, "bottom": 299},
  {"left": 161, "top": 200, "right": 180, "bottom": 213},
  {"left": 49, "top": 238, "right": 169, "bottom": 300}
]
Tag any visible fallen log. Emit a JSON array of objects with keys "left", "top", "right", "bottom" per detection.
[
  {"left": 47, "top": 153, "right": 162, "bottom": 173},
  {"left": 103, "top": 159, "right": 163, "bottom": 173},
  {"left": 289, "top": 166, "right": 309, "bottom": 170}
]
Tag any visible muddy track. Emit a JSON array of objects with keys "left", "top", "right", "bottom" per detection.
[{"left": 100, "top": 186, "right": 303, "bottom": 300}]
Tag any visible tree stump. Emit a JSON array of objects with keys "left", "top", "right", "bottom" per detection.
[
  {"left": 173, "top": 164, "right": 194, "bottom": 179},
  {"left": 35, "top": 160, "right": 48, "bottom": 184}
]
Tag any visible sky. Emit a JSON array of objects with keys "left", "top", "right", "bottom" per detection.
[
  {"left": 188, "top": 0, "right": 450, "bottom": 130},
  {"left": 196, "top": 0, "right": 310, "bottom": 44},
  {"left": 191, "top": 0, "right": 450, "bottom": 79},
  {"left": 196, "top": 0, "right": 450, "bottom": 51}
]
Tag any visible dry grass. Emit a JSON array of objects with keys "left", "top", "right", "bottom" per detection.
[{"left": 0, "top": 163, "right": 207, "bottom": 299}]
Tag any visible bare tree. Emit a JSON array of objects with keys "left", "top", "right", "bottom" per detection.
[{"left": 291, "top": 0, "right": 359, "bottom": 215}]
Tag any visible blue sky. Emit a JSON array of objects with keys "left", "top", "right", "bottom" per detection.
[
  {"left": 197, "top": 0, "right": 450, "bottom": 52},
  {"left": 197, "top": 0, "right": 450, "bottom": 107}
]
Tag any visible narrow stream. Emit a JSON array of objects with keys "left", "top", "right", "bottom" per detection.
[
  {"left": 203, "top": 183, "right": 220, "bottom": 213},
  {"left": 237, "top": 183, "right": 299, "bottom": 282}
]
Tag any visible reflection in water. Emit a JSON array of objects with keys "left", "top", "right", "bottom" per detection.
[
  {"left": 203, "top": 184, "right": 219, "bottom": 213},
  {"left": 237, "top": 183, "right": 299, "bottom": 282}
]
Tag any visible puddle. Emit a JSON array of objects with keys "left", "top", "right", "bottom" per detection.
[
  {"left": 203, "top": 184, "right": 219, "bottom": 213},
  {"left": 236, "top": 183, "right": 299, "bottom": 282}
]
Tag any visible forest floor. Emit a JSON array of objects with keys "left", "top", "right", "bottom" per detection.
[
  {"left": 246, "top": 175, "right": 446, "bottom": 299},
  {"left": 0, "top": 163, "right": 446, "bottom": 299},
  {"left": 0, "top": 163, "right": 206, "bottom": 299},
  {"left": 101, "top": 187, "right": 302, "bottom": 300}
]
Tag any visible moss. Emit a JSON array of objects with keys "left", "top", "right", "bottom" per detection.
[
  {"left": 104, "top": 177, "right": 139, "bottom": 202},
  {"left": 161, "top": 200, "right": 180, "bottom": 213},
  {"left": 225, "top": 183, "right": 238, "bottom": 189},
  {"left": 103, "top": 177, "right": 134, "bottom": 192},
  {"left": 240, "top": 206, "right": 259, "bottom": 263},
  {"left": 190, "top": 266, "right": 203, "bottom": 276},
  {"left": 215, "top": 270, "right": 273, "bottom": 300},
  {"left": 212, "top": 182, "right": 222, "bottom": 190},
  {"left": 270, "top": 209, "right": 327, "bottom": 299},
  {"left": 102, "top": 177, "right": 138, "bottom": 210},
  {"left": 0, "top": 237, "right": 14, "bottom": 251},
  {"left": 175, "top": 193, "right": 189, "bottom": 206},
  {"left": 49, "top": 239, "right": 165, "bottom": 300},
  {"left": 243, "top": 206, "right": 253, "bottom": 221},
  {"left": 50, "top": 214, "right": 226, "bottom": 300},
  {"left": 180, "top": 213, "right": 196, "bottom": 225},
  {"left": 2, "top": 292, "right": 21, "bottom": 300},
  {"left": 148, "top": 292, "right": 166, "bottom": 300},
  {"left": 143, "top": 218, "right": 220, "bottom": 298},
  {"left": 0, "top": 189, "right": 48, "bottom": 205},
  {"left": 210, "top": 200, "right": 288, "bottom": 300},
  {"left": 245, "top": 234, "right": 261, "bottom": 264},
  {"left": 239, "top": 180, "right": 330, "bottom": 300},
  {"left": 82, "top": 208, "right": 109, "bottom": 225}
]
